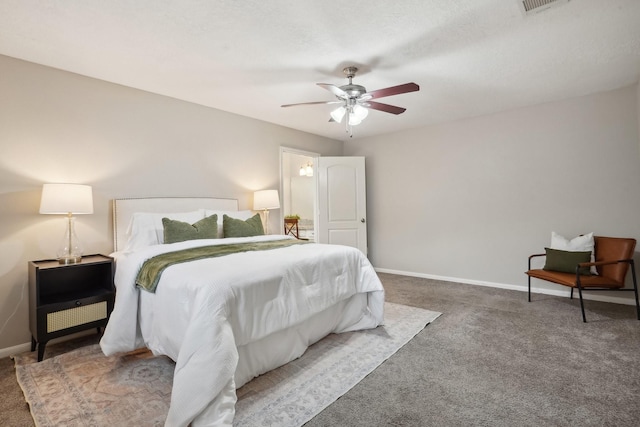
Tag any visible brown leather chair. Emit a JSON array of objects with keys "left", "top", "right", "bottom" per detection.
[{"left": 526, "top": 236, "right": 639, "bottom": 322}]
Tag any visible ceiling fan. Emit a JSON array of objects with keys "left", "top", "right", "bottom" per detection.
[{"left": 281, "top": 66, "right": 420, "bottom": 137}]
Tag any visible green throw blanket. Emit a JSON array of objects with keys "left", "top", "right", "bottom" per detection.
[{"left": 136, "top": 239, "right": 309, "bottom": 292}]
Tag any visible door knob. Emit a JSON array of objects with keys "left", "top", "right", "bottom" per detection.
[{"left": 361, "top": 218, "right": 366, "bottom": 223}]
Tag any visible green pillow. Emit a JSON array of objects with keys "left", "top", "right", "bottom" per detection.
[
  {"left": 162, "top": 214, "right": 218, "bottom": 244},
  {"left": 223, "top": 213, "right": 264, "bottom": 237},
  {"left": 543, "top": 247, "right": 592, "bottom": 275}
]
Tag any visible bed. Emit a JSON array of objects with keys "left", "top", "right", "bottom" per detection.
[{"left": 99, "top": 197, "right": 385, "bottom": 426}]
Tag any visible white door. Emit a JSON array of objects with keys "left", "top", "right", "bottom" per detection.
[{"left": 317, "top": 156, "right": 367, "bottom": 255}]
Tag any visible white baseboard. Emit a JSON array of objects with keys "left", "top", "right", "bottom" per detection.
[
  {"left": 0, "top": 329, "right": 98, "bottom": 360},
  {"left": 0, "top": 342, "right": 32, "bottom": 359},
  {"left": 374, "top": 268, "right": 637, "bottom": 306}
]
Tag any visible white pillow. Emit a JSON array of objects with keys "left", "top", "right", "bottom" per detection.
[
  {"left": 550, "top": 231, "right": 597, "bottom": 275},
  {"left": 204, "top": 209, "right": 254, "bottom": 238},
  {"left": 124, "top": 210, "right": 205, "bottom": 251}
]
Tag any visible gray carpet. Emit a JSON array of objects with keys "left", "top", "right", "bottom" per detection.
[
  {"left": 2, "top": 273, "right": 639, "bottom": 426},
  {"left": 306, "top": 274, "right": 640, "bottom": 427}
]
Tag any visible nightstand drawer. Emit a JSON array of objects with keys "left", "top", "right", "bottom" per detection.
[{"left": 47, "top": 300, "right": 108, "bottom": 333}]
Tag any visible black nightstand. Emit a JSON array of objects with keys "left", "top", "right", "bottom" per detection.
[{"left": 28, "top": 254, "right": 115, "bottom": 361}]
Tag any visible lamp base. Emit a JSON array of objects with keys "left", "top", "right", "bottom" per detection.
[
  {"left": 58, "top": 255, "right": 82, "bottom": 265},
  {"left": 56, "top": 215, "right": 84, "bottom": 265},
  {"left": 263, "top": 209, "right": 270, "bottom": 235}
]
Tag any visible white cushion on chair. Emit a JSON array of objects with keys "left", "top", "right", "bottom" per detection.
[{"left": 550, "top": 231, "right": 597, "bottom": 275}]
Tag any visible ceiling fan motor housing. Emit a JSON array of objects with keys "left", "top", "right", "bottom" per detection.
[
  {"left": 340, "top": 84, "right": 367, "bottom": 98},
  {"left": 340, "top": 67, "right": 366, "bottom": 98}
]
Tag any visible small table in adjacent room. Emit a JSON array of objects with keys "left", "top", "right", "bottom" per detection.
[
  {"left": 28, "top": 254, "right": 115, "bottom": 361},
  {"left": 284, "top": 218, "right": 299, "bottom": 239}
]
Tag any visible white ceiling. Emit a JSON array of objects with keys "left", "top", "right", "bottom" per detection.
[{"left": 1, "top": 0, "right": 640, "bottom": 141}]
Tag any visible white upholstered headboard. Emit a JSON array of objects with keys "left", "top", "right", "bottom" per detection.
[{"left": 112, "top": 197, "right": 239, "bottom": 252}]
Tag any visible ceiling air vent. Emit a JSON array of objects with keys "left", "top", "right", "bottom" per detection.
[{"left": 519, "top": 0, "right": 569, "bottom": 16}]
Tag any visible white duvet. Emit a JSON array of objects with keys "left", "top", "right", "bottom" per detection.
[{"left": 100, "top": 235, "right": 384, "bottom": 426}]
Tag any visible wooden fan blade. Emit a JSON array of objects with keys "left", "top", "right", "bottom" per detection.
[
  {"left": 317, "top": 83, "right": 348, "bottom": 98},
  {"left": 363, "top": 82, "right": 419, "bottom": 100},
  {"left": 364, "top": 101, "right": 406, "bottom": 115},
  {"left": 281, "top": 100, "right": 343, "bottom": 108}
]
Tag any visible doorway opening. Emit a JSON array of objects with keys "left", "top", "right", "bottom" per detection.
[{"left": 280, "top": 147, "right": 318, "bottom": 241}]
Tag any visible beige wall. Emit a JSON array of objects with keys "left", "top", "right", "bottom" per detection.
[
  {"left": 346, "top": 84, "right": 640, "bottom": 301},
  {"left": 637, "top": 82, "right": 640, "bottom": 157},
  {"left": 0, "top": 55, "right": 342, "bottom": 351}
]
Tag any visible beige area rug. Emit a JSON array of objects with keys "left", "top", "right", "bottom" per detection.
[{"left": 14, "top": 303, "right": 441, "bottom": 427}]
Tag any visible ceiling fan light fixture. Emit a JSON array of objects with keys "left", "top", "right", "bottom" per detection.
[
  {"left": 330, "top": 106, "right": 346, "bottom": 123},
  {"left": 352, "top": 104, "right": 369, "bottom": 120},
  {"left": 348, "top": 114, "right": 362, "bottom": 126},
  {"left": 347, "top": 104, "right": 368, "bottom": 126}
]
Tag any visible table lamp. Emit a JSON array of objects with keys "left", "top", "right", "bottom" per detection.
[
  {"left": 39, "top": 183, "right": 94, "bottom": 264},
  {"left": 253, "top": 189, "right": 280, "bottom": 234}
]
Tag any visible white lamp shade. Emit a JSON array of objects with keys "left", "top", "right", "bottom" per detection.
[
  {"left": 40, "top": 184, "right": 94, "bottom": 214},
  {"left": 253, "top": 189, "right": 280, "bottom": 210}
]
